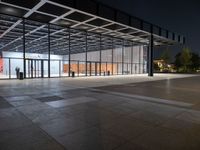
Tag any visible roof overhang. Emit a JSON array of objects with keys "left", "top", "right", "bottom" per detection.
[{"left": 0, "top": 0, "right": 185, "bottom": 55}]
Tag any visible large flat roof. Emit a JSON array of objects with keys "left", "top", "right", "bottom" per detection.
[{"left": 0, "top": 0, "right": 185, "bottom": 55}]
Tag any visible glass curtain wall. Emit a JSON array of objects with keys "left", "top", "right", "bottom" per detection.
[
  {"left": 101, "top": 36, "right": 112, "bottom": 76},
  {"left": 87, "top": 33, "right": 100, "bottom": 76},
  {"left": 50, "top": 24, "right": 69, "bottom": 77},
  {"left": 113, "top": 38, "right": 123, "bottom": 75},
  {"left": 25, "top": 19, "right": 48, "bottom": 78},
  {"left": 143, "top": 46, "right": 148, "bottom": 74},
  {"left": 132, "top": 45, "right": 143, "bottom": 74},
  {"left": 0, "top": 14, "right": 23, "bottom": 79},
  {"left": 0, "top": 13, "right": 147, "bottom": 79},
  {"left": 70, "top": 29, "right": 86, "bottom": 77},
  {"left": 124, "top": 40, "right": 132, "bottom": 75}
]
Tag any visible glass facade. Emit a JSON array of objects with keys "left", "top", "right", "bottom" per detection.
[{"left": 0, "top": 14, "right": 147, "bottom": 79}]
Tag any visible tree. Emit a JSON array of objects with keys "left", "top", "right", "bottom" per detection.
[
  {"left": 161, "top": 48, "right": 171, "bottom": 64},
  {"left": 174, "top": 52, "right": 181, "bottom": 69},
  {"left": 180, "top": 47, "right": 192, "bottom": 72},
  {"left": 189, "top": 53, "right": 200, "bottom": 71},
  {"left": 154, "top": 63, "right": 160, "bottom": 72},
  {"left": 174, "top": 47, "right": 194, "bottom": 72}
]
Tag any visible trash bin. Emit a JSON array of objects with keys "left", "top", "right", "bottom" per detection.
[
  {"left": 107, "top": 71, "right": 110, "bottom": 76},
  {"left": 19, "top": 72, "right": 23, "bottom": 80},
  {"left": 71, "top": 71, "right": 75, "bottom": 77}
]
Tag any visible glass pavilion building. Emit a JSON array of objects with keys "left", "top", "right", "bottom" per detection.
[{"left": 0, "top": 0, "right": 185, "bottom": 79}]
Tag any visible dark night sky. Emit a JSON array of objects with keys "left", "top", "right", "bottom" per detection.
[{"left": 96, "top": 0, "right": 200, "bottom": 59}]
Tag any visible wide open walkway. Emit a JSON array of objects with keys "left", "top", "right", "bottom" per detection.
[{"left": 0, "top": 74, "right": 200, "bottom": 150}]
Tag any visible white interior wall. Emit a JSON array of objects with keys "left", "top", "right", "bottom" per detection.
[
  {"left": 87, "top": 51, "right": 100, "bottom": 62},
  {"left": 2, "top": 51, "right": 64, "bottom": 75}
]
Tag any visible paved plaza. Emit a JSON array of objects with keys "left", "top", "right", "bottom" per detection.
[{"left": 0, "top": 74, "right": 200, "bottom": 150}]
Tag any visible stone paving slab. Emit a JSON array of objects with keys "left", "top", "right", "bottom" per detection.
[{"left": 0, "top": 74, "right": 200, "bottom": 150}]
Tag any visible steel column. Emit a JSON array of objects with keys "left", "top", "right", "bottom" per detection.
[
  {"left": 59, "top": 60, "right": 61, "bottom": 77},
  {"left": 139, "top": 46, "right": 141, "bottom": 74},
  {"left": 111, "top": 38, "right": 114, "bottom": 75},
  {"left": 41, "top": 60, "right": 44, "bottom": 78},
  {"left": 99, "top": 34, "right": 102, "bottom": 76},
  {"left": 148, "top": 25, "right": 154, "bottom": 76},
  {"left": 106, "top": 62, "right": 107, "bottom": 73},
  {"left": 23, "top": 18, "right": 26, "bottom": 78},
  {"left": 9, "top": 58, "right": 11, "bottom": 79},
  {"left": 122, "top": 40, "right": 124, "bottom": 75},
  {"left": 131, "top": 42, "right": 133, "bottom": 74},
  {"left": 77, "top": 61, "right": 79, "bottom": 77},
  {"left": 48, "top": 24, "right": 50, "bottom": 78},
  {"left": 68, "top": 28, "right": 71, "bottom": 77},
  {"left": 117, "top": 62, "right": 118, "bottom": 75},
  {"left": 85, "top": 31, "right": 88, "bottom": 76}
]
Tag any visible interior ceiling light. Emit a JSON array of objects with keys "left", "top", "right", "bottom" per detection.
[
  {"left": 95, "top": 29, "right": 103, "bottom": 33},
  {"left": 81, "top": 26, "right": 89, "bottom": 30},
  {"left": 5, "top": 8, "right": 16, "bottom": 13}
]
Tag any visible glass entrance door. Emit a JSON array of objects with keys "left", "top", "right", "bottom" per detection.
[
  {"left": 26, "top": 59, "right": 47, "bottom": 78},
  {"left": 86, "top": 61, "right": 100, "bottom": 76},
  {"left": 94, "top": 62, "right": 101, "bottom": 76}
]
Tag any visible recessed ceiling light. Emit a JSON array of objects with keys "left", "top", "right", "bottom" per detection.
[
  {"left": 5, "top": 8, "right": 15, "bottom": 13},
  {"left": 95, "top": 29, "right": 103, "bottom": 33},
  {"left": 81, "top": 26, "right": 89, "bottom": 30}
]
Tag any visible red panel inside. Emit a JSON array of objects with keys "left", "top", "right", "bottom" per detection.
[{"left": 0, "top": 58, "right": 3, "bottom": 73}]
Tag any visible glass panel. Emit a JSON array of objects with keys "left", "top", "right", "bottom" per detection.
[
  {"left": 70, "top": 29, "right": 86, "bottom": 76},
  {"left": 132, "top": 46, "right": 141, "bottom": 74},
  {"left": 50, "top": 24, "right": 69, "bottom": 77},
  {"left": 0, "top": 58, "right": 9, "bottom": 79},
  {"left": 113, "top": 38, "right": 123, "bottom": 75},
  {"left": 62, "top": 59, "right": 69, "bottom": 77},
  {"left": 50, "top": 60, "right": 60, "bottom": 77},
  {"left": 87, "top": 33, "right": 100, "bottom": 76},
  {"left": 0, "top": 14, "right": 23, "bottom": 79},
  {"left": 124, "top": 41, "right": 132, "bottom": 74},
  {"left": 25, "top": 19, "right": 48, "bottom": 78},
  {"left": 113, "top": 62, "right": 118, "bottom": 75},
  {"left": 143, "top": 46, "right": 148, "bottom": 73},
  {"left": 10, "top": 58, "right": 23, "bottom": 78},
  {"left": 43, "top": 60, "right": 48, "bottom": 77}
]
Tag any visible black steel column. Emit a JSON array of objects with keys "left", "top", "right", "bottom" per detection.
[
  {"left": 9, "top": 58, "right": 11, "bottom": 79},
  {"left": 85, "top": 31, "right": 88, "bottom": 76},
  {"left": 89, "top": 62, "right": 92, "bottom": 76},
  {"left": 117, "top": 62, "right": 118, "bottom": 75},
  {"left": 139, "top": 46, "right": 141, "bottom": 74},
  {"left": 23, "top": 18, "right": 26, "bottom": 78},
  {"left": 68, "top": 28, "right": 71, "bottom": 77},
  {"left": 131, "top": 42, "right": 133, "bottom": 74},
  {"left": 127, "top": 63, "right": 128, "bottom": 74},
  {"left": 28, "top": 59, "right": 33, "bottom": 78},
  {"left": 122, "top": 40, "right": 124, "bottom": 75},
  {"left": 99, "top": 34, "right": 102, "bottom": 76},
  {"left": 111, "top": 38, "right": 114, "bottom": 75},
  {"left": 59, "top": 60, "right": 61, "bottom": 77},
  {"left": 48, "top": 24, "right": 50, "bottom": 78},
  {"left": 148, "top": 25, "right": 154, "bottom": 76},
  {"left": 41, "top": 60, "right": 44, "bottom": 78},
  {"left": 34, "top": 60, "right": 36, "bottom": 77},
  {"left": 106, "top": 62, "right": 107, "bottom": 73},
  {"left": 95, "top": 62, "right": 97, "bottom": 76},
  {"left": 77, "top": 61, "right": 79, "bottom": 77}
]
